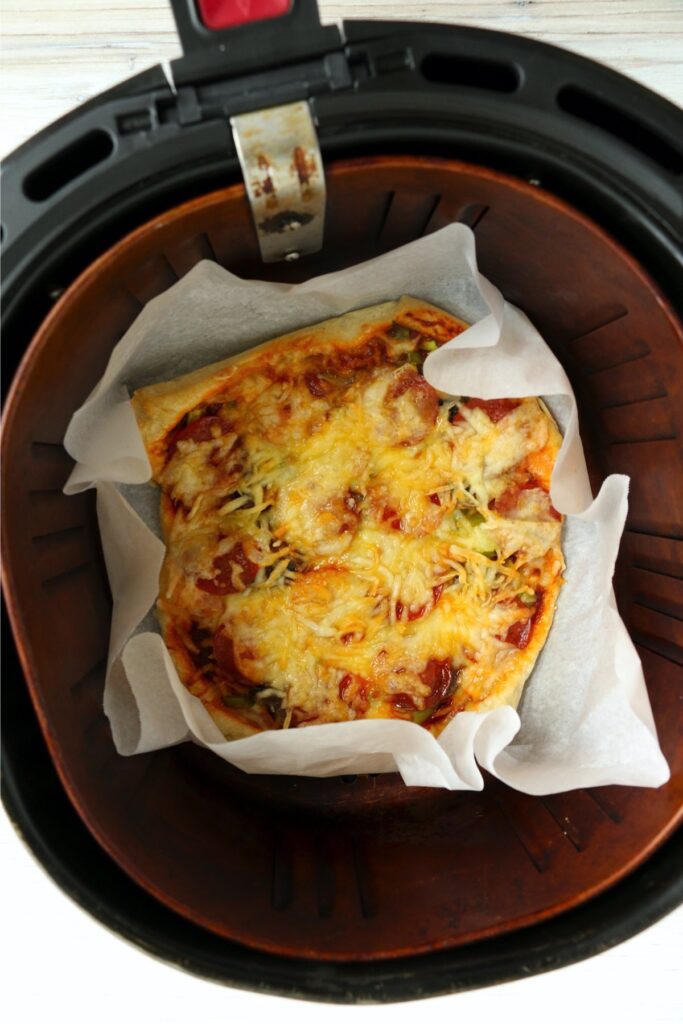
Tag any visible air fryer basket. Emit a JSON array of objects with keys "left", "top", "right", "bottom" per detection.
[{"left": 2, "top": 0, "right": 682, "bottom": 1001}]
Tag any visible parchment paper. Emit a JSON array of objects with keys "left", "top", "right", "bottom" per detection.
[{"left": 63, "top": 224, "right": 669, "bottom": 792}]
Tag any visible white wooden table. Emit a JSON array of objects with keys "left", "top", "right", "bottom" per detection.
[
  {"left": 1, "top": 0, "right": 682, "bottom": 157},
  {"left": 1, "top": 3, "right": 682, "bottom": 1022}
]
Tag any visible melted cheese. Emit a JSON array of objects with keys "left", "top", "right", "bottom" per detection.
[{"left": 143, "top": 315, "right": 564, "bottom": 735}]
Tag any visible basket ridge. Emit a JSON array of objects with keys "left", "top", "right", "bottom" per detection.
[
  {"left": 32, "top": 522, "right": 86, "bottom": 545},
  {"left": 633, "top": 592, "right": 683, "bottom": 623},
  {"left": 583, "top": 345, "right": 652, "bottom": 375},
  {"left": 583, "top": 789, "right": 624, "bottom": 823},
  {"left": 455, "top": 203, "right": 490, "bottom": 232},
  {"left": 376, "top": 191, "right": 441, "bottom": 250},
  {"left": 539, "top": 794, "right": 598, "bottom": 853},
  {"left": 314, "top": 836, "right": 336, "bottom": 918},
  {"left": 269, "top": 830, "right": 377, "bottom": 920},
  {"left": 70, "top": 657, "right": 107, "bottom": 697},
  {"left": 351, "top": 837, "right": 376, "bottom": 919},
  {"left": 32, "top": 523, "right": 87, "bottom": 579},
  {"left": 600, "top": 390, "right": 669, "bottom": 411},
  {"left": 489, "top": 787, "right": 552, "bottom": 873},
  {"left": 41, "top": 559, "right": 91, "bottom": 589},
  {"left": 271, "top": 832, "right": 294, "bottom": 911},
  {"left": 630, "top": 562, "right": 683, "bottom": 583},
  {"left": 589, "top": 359, "right": 666, "bottom": 408},
  {"left": 634, "top": 637, "right": 683, "bottom": 668},
  {"left": 165, "top": 233, "right": 216, "bottom": 279},
  {"left": 561, "top": 306, "right": 628, "bottom": 344},
  {"left": 625, "top": 527, "right": 683, "bottom": 543}
]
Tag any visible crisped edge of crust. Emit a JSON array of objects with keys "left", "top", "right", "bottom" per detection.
[
  {"left": 456, "top": 573, "right": 563, "bottom": 721},
  {"left": 156, "top": 595, "right": 265, "bottom": 740},
  {"left": 146, "top": 300, "right": 563, "bottom": 740},
  {"left": 454, "top": 402, "right": 565, "bottom": 722},
  {"left": 131, "top": 295, "right": 469, "bottom": 478}
]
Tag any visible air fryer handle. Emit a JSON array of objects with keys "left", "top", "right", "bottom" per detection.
[{"left": 169, "top": 0, "right": 326, "bottom": 55}]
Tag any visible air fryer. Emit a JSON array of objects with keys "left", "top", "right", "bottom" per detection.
[{"left": 2, "top": 0, "right": 682, "bottom": 1003}]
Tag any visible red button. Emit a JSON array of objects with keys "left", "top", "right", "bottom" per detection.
[{"left": 197, "top": 0, "right": 292, "bottom": 30}]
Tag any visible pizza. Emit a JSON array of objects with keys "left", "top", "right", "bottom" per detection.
[{"left": 131, "top": 297, "right": 564, "bottom": 741}]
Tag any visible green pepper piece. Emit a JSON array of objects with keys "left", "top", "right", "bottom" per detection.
[
  {"left": 223, "top": 694, "right": 253, "bottom": 708},
  {"left": 518, "top": 590, "right": 537, "bottom": 607},
  {"left": 407, "top": 351, "right": 423, "bottom": 367},
  {"left": 421, "top": 339, "right": 438, "bottom": 351},
  {"left": 389, "top": 322, "right": 411, "bottom": 340},
  {"left": 453, "top": 508, "right": 485, "bottom": 528},
  {"left": 412, "top": 707, "right": 433, "bottom": 725}
]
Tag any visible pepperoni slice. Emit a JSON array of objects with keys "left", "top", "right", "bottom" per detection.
[
  {"left": 339, "top": 673, "right": 370, "bottom": 714},
  {"left": 491, "top": 479, "right": 560, "bottom": 521},
  {"left": 167, "top": 414, "right": 227, "bottom": 455},
  {"left": 395, "top": 584, "right": 444, "bottom": 623},
  {"left": 464, "top": 398, "right": 521, "bottom": 423},
  {"left": 381, "top": 505, "right": 402, "bottom": 531},
  {"left": 503, "top": 594, "right": 544, "bottom": 649},
  {"left": 391, "top": 692, "right": 417, "bottom": 712},
  {"left": 290, "top": 707, "right": 320, "bottom": 726},
  {"left": 196, "top": 542, "right": 259, "bottom": 595},
  {"left": 387, "top": 367, "right": 439, "bottom": 424},
  {"left": 213, "top": 627, "right": 261, "bottom": 690},
  {"left": 390, "top": 661, "right": 456, "bottom": 722},
  {"left": 504, "top": 617, "right": 533, "bottom": 649},
  {"left": 395, "top": 600, "right": 428, "bottom": 622},
  {"left": 490, "top": 483, "right": 525, "bottom": 516},
  {"left": 420, "top": 659, "right": 453, "bottom": 706},
  {"left": 327, "top": 337, "right": 386, "bottom": 376}
]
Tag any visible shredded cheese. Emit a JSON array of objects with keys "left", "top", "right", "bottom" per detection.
[{"left": 147, "top": 317, "right": 564, "bottom": 735}]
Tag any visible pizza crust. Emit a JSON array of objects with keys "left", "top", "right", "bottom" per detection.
[
  {"left": 470, "top": 575, "right": 562, "bottom": 715},
  {"left": 132, "top": 297, "right": 563, "bottom": 740}
]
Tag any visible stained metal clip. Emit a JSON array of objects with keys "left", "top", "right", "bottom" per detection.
[{"left": 231, "top": 101, "right": 326, "bottom": 264}]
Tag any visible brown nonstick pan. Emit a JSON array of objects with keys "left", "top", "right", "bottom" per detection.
[{"left": 2, "top": 156, "right": 682, "bottom": 960}]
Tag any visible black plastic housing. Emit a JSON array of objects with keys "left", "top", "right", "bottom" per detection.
[
  {"left": 1, "top": 0, "right": 682, "bottom": 1001},
  {"left": 3, "top": 619, "right": 682, "bottom": 1002}
]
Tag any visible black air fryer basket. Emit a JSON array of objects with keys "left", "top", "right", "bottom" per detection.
[{"left": 2, "top": 0, "right": 682, "bottom": 1003}]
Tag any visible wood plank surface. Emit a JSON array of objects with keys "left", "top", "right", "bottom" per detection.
[{"left": 1, "top": 0, "right": 682, "bottom": 159}]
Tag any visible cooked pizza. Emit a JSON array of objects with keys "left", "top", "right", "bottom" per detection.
[{"left": 132, "top": 297, "right": 564, "bottom": 741}]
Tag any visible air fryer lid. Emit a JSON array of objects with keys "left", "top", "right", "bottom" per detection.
[{"left": 2, "top": 0, "right": 682, "bottom": 1001}]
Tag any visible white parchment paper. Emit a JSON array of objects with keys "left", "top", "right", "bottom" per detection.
[{"left": 63, "top": 224, "right": 669, "bottom": 792}]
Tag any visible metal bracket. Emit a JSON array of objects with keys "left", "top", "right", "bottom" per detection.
[{"left": 230, "top": 101, "right": 326, "bottom": 263}]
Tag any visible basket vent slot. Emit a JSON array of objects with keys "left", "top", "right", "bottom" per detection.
[
  {"left": 557, "top": 86, "right": 683, "bottom": 175},
  {"left": 421, "top": 54, "right": 519, "bottom": 93},
  {"left": 23, "top": 130, "right": 114, "bottom": 202}
]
